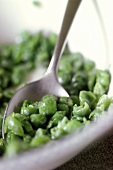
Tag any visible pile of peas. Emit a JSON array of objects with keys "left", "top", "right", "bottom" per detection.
[{"left": 0, "top": 31, "right": 112, "bottom": 158}]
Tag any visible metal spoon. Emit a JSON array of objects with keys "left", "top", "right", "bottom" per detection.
[{"left": 2, "top": 0, "right": 82, "bottom": 138}]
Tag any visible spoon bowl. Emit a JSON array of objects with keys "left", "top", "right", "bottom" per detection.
[
  {"left": 2, "top": 0, "right": 82, "bottom": 138},
  {"left": 4, "top": 72, "right": 69, "bottom": 116}
]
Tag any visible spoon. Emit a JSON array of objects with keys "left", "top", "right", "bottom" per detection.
[{"left": 2, "top": 0, "right": 82, "bottom": 138}]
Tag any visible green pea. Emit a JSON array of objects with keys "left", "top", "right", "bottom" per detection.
[
  {"left": 11, "top": 65, "right": 27, "bottom": 85},
  {"left": 38, "top": 96, "right": 57, "bottom": 115},
  {"left": 42, "top": 94, "right": 58, "bottom": 102},
  {"left": 93, "top": 82, "right": 106, "bottom": 97},
  {"left": 87, "top": 70, "right": 96, "bottom": 91},
  {"left": 97, "top": 94, "right": 111, "bottom": 110},
  {"left": 29, "top": 130, "right": 36, "bottom": 137},
  {"left": 32, "top": 101, "right": 39, "bottom": 109},
  {"left": 22, "top": 121, "right": 33, "bottom": 133},
  {"left": 84, "top": 59, "right": 95, "bottom": 71},
  {"left": 93, "top": 69, "right": 111, "bottom": 96},
  {"left": 0, "top": 138, "right": 5, "bottom": 156},
  {"left": 71, "top": 72, "right": 88, "bottom": 95},
  {"left": 21, "top": 105, "right": 38, "bottom": 116},
  {"left": 83, "top": 117, "right": 91, "bottom": 124},
  {"left": 73, "top": 102, "right": 91, "bottom": 118},
  {"left": 89, "top": 94, "right": 112, "bottom": 121},
  {"left": 5, "top": 114, "right": 24, "bottom": 137},
  {"left": 0, "top": 116, "right": 3, "bottom": 137},
  {"left": 79, "top": 91, "right": 97, "bottom": 110},
  {"left": 30, "top": 135, "right": 50, "bottom": 148},
  {"left": 5, "top": 139, "right": 29, "bottom": 158},
  {"left": 30, "top": 114, "right": 47, "bottom": 128},
  {"left": 6, "top": 131, "right": 20, "bottom": 144},
  {"left": 71, "top": 115, "right": 83, "bottom": 122},
  {"left": 23, "top": 135, "right": 32, "bottom": 143},
  {"left": 69, "top": 52, "right": 84, "bottom": 71},
  {"left": 58, "top": 97, "right": 73, "bottom": 107},
  {"left": 63, "top": 119, "right": 82, "bottom": 134},
  {"left": 70, "top": 95, "right": 80, "bottom": 105},
  {"left": 22, "top": 100, "right": 32, "bottom": 107},
  {"left": 14, "top": 113, "right": 29, "bottom": 121},
  {"left": 35, "top": 128, "right": 48, "bottom": 136},
  {"left": 58, "top": 71, "right": 72, "bottom": 85},
  {"left": 50, "top": 117, "right": 69, "bottom": 139},
  {"left": 57, "top": 104, "right": 69, "bottom": 114},
  {"left": 51, "top": 118, "right": 82, "bottom": 139},
  {"left": 96, "top": 70, "right": 111, "bottom": 88},
  {"left": 3, "top": 88, "right": 14, "bottom": 99},
  {"left": 58, "top": 59, "right": 72, "bottom": 74},
  {"left": 51, "top": 126, "right": 66, "bottom": 139},
  {"left": 47, "top": 111, "right": 66, "bottom": 128},
  {"left": 89, "top": 107, "right": 104, "bottom": 121}
]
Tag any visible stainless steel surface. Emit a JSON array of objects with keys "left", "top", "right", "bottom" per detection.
[{"left": 2, "top": 0, "right": 82, "bottom": 138}]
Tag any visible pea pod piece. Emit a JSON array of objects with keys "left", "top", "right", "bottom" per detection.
[{"left": 5, "top": 114, "right": 24, "bottom": 137}]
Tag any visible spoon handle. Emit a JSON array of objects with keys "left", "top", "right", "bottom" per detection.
[{"left": 46, "top": 0, "right": 82, "bottom": 75}]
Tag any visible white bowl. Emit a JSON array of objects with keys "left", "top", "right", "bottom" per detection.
[{"left": 0, "top": 0, "right": 113, "bottom": 169}]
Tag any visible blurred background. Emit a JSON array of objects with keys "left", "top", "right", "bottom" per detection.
[{"left": 0, "top": 0, "right": 113, "bottom": 93}]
